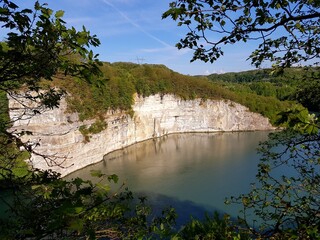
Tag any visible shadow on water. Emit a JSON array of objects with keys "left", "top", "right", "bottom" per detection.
[{"left": 134, "top": 191, "right": 230, "bottom": 228}]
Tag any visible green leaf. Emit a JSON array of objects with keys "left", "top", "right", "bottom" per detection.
[
  {"left": 90, "top": 169, "right": 104, "bottom": 178},
  {"left": 68, "top": 219, "right": 84, "bottom": 232},
  {"left": 31, "top": 184, "right": 41, "bottom": 190},
  {"left": 73, "top": 177, "right": 84, "bottom": 187},
  {"left": 55, "top": 10, "right": 64, "bottom": 18},
  {"left": 108, "top": 174, "right": 119, "bottom": 183},
  {"left": 74, "top": 206, "right": 84, "bottom": 214},
  {"left": 96, "top": 183, "right": 111, "bottom": 192},
  {"left": 8, "top": 2, "right": 18, "bottom": 9}
]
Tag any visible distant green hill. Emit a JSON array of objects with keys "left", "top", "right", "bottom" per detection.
[
  {"left": 206, "top": 69, "right": 297, "bottom": 101},
  {"left": 206, "top": 67, "right": 320, "bottom": 112},
  {"left": 207, "top": 67, "right": 318, "bottom": 83}
]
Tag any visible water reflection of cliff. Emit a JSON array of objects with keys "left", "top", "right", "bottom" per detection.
[
  {"left": 103, "top": 132, "right": 263, "bottom": 174},
  {"left": 68, "top": 132, "right": 269, "bottom": 185}
]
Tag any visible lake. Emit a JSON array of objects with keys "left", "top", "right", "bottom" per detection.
[{"left": 66, "top": 131, "right": 272, "bottom": 224}]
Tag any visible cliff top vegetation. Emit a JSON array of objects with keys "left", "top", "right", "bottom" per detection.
[{"left": 43, "top": 61, "right": 297, "bottom": 124}]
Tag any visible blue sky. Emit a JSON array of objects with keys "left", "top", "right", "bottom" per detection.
[{"left": 7, "top": 0, "right": 262, "bottom": 75}]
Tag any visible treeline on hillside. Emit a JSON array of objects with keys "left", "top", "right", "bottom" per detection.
[
  {"left": 47, "top": 62, "right": 226, "bottom": 121},
  {"left": 39, "top": 62, "right": 296, "bottom": 124},
  {"left": 208, "top": 67, "right": 320, "bottom": 112}
]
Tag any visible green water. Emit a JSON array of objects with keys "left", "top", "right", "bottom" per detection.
[{"left": 67, "top": 131, "right": 271, "bottom": 221}]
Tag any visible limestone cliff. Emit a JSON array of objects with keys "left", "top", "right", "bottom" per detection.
[{"left": 9, "top": 94, "right": 275, "bottom": 176}]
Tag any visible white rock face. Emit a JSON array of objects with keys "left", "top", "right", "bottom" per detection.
[{"left": 9, "top": 94, "right": 275, "bottom": 176}]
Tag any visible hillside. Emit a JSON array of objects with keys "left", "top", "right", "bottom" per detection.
[
  {"left": 207, "top": 67, "right": 316, "bottom": 83},
  {"left": 41, "top": 62, "right": 296, "bottom": 124},
  {"left": 207, "top": 67, "right": 320, "bottom": 112}
]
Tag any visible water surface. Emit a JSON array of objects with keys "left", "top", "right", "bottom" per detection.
[{"left": 67, "top": 131, "right": 271, "bottom": 222}]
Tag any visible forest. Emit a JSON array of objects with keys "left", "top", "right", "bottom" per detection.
[{"left": 207, "top": 67, "right": 320, "bottom": 112}]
